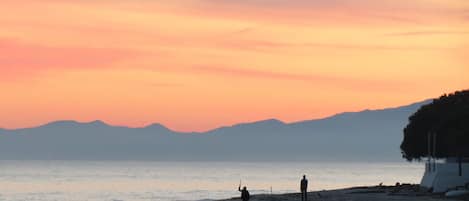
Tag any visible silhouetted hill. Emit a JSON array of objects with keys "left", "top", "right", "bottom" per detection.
[{"left": 0, "top": 100, "right": 431, "bottom": 161}]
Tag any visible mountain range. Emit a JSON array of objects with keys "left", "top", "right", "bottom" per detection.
[{"left": 0, "top": 100, "right": 431, "bottom": 161}]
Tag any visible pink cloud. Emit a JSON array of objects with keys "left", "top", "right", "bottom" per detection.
[
  {"left": 193, "top": 0, "right": 458, "bottom": 26},
  {"left": 0, "top": 38, "right": 138, "bottom": 77}
]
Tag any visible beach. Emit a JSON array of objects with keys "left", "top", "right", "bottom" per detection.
[{"left": 219, "top": 185, "right": 468, "bottom": 201}]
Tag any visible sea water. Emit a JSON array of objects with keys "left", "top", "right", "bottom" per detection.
[{"left": 0, "top": 161, "right": 424, "bottom": 201}]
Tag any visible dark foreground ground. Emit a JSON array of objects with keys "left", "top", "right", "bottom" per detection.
[{"left": 218, "top": 185, "right": 469, "bottom": 201}]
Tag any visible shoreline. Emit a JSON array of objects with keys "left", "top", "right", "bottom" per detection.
[{"left": 217, "top": 185, "right": 468, "bottom": 201}]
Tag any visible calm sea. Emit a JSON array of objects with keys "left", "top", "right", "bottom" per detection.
[{"left": 0, "top": 161, "right": 423, "bottom": 201}]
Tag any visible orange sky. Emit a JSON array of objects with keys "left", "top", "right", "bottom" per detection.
[{"left": 0, "top": 0, "right": 468, "bottom": 132}]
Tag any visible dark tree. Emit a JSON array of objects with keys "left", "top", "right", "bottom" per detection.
[{"left": 401, "top": 90, "right": 469, "bottom": 161}]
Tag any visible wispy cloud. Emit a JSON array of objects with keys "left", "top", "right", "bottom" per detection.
[
  {"left": 196, "top": 0, "right": 460, "bottom": 25},
  {"left": 384, "top": 30, "right": 469, "bottom": 36},
  {"left": 220, "top": 40, "right": 456, "bottom": 52},
  {"left": 191, "top": 65, "right": 407, "bottom": 91},
  {"left": 145, "top": 82, "right": 185, "bottom": 88},
  {"left": 0, "top": 38, "right": 140, "bottom": 76}
]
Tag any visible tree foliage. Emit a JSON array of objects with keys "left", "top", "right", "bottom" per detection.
[{"left": 401, "top": 90, "right": 469, "bottom": 161}]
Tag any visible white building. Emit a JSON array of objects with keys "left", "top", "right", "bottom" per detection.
[{"left": 420, "top": 158, "right": 469, "bottom": 193}]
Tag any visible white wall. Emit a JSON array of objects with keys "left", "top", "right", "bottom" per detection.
[{"left": 421, "top": 162, "right": 469, "bottom": 193}]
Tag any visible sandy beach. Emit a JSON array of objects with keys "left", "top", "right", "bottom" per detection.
[{"left": 219, "top": 185, "right": 469, "bottom": 201}]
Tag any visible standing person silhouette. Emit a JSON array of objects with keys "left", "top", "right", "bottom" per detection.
[
  {"left": 300, "top": 175, "right": 308, "bottom": 201},
  {"left": 238, "top": 185, "right": 250, "bottom": 201}
]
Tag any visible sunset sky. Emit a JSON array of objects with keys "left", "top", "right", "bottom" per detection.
[{"left": 0, "top": 0, "right": 468, "bottom": 132}]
